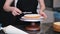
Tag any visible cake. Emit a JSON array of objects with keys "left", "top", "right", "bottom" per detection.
[
  {"left": 23, "top": 14, "right": 40, "bottom": 19},
  {"left": 53, "top": 22, "right": 60, "bottom": 32}
]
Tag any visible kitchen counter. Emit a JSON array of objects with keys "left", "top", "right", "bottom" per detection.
[{"left": 0, "top": 23, "right": 60, "bottom": 34}]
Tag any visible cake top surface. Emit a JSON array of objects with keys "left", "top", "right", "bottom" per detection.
[
  {"left": 24, "top": 14, "right": 40, "bottom": 16},
  {"left": 54, "top": 22, "right": 60, "bottom": 25}
]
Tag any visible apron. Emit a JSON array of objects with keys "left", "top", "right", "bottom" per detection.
[{"left": 16, "top": 0, "right": 38, "bottom": 13}]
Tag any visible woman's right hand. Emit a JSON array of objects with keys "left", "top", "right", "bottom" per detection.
[{"left": 11, "top": 7, "right": 22, "bottom": 16}]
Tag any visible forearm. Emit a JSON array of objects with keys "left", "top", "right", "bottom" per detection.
[
  {"left": 3, "top": 6, "right": 14, "bottom": 12},
  {"left": 40, "top": 6, "right": 45, "bottom": 12},
  {"left": 3, "top": 0, "right": 14, "bottom": 12},
  {"left": 38, "top": 0, "right": 46, "bottom": 12}
]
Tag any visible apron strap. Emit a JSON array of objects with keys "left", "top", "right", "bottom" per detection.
[{"left": 14, "top": 0, "right": 18, "bottom": 7}]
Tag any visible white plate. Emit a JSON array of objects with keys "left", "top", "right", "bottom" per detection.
[
  {"left": 20, "top": 19, "right": 43, "bottom": 22},
  {"left": 20, "top": 16, "right": 44, "bottom": 22}
]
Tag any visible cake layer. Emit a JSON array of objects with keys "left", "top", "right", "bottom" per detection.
[{"left": 24, "top": 14, "right": 40, "bottom": 19}]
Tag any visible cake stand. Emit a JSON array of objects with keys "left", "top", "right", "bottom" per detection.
[{"left": 20, "top": 16, "right": 43, "bottom": 31}]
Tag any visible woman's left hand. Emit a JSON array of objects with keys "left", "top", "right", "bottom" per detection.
[{"left": 40, "top": 11, "right": 47, "bottom": 19}]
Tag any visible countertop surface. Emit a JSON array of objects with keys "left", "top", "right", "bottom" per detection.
[{"left": 0, "top": 23, "right": 60, "bottom": 34}]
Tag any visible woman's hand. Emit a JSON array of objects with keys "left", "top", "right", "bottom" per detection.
[
  {"left": 3, "top": 0, "right": 22, "bottom": 16},
  {"left": 11, "top": 7, "right": 22, "bottom": 16},
  {"left": 40, "top": 11, "right": 47, "bottom": 19}
]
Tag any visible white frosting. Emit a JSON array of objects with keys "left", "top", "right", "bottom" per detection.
[{"left": 15, "top": 0, "right": 18, "bottom": 7}]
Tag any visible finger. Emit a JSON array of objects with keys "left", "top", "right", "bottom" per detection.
[
  {"left": 14, "top": 11, "right": 20, "bottom": 15},
  {"left": 41, "top": 15, "right": 47, "bottom": 21},
  {"left": 43, "top": 13, "right": 47, "bottom": 19},
  {"left": 40, "top": 13, "right": 47, "bottom": 19},
  {"left": 40, "top": 12, "right": 47, "bottom": 18},
  {"left": 12, "top": 12, "right": 16, "bottom": 16},
  {"left": 15, "top": 9, "right": 22, "bottom": 14},
  {"left": 44, "top": 14, "right": 47, "bottom": 18},
  {"left": 12, "top": 10, "right": 19, "bottom": 16}
]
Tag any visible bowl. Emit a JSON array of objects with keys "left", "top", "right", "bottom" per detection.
[{"left": 53, "top": 22, "right": 60, "bottom": 32}]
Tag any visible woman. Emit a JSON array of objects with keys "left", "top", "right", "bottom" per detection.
[{"left": 3, "top": 0, "right": 47, "bottom": 26}]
